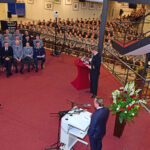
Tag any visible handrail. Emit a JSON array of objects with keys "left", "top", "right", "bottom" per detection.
[
  {"left": 144, "top": 30, "right": 150, "bottom": 35},
  {"left": 103, "top": 47, "right": 146, "bottom": 81}
]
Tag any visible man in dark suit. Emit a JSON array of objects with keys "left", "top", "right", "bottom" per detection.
[
  {"left": 89, "top": 50, "right": 101, "bottom": 98},
  {"left": 23, "top": 35, "right": 33, "bottom": 47},
  {"left": 1, "top": 42, "right": 13, "bottom": 77},
  {"left": 88, "top": 97, "right": 109, "bottom": 150}
]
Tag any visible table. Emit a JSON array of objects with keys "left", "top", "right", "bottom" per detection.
[
  {"left": 71, "top": 58, "right": 90, "bottom": 90},
  {"left": 60, "top": 107, "right": 91, "bottom": 150}
]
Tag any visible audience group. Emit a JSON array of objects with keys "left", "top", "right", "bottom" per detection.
[
  {"left": 0, "top": 29, "right": 46, "bottom": 77},
  {"left": 0, "top": 7, "right": 146, "bottom": 77}
]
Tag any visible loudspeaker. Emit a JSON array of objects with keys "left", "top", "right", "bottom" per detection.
[
  {"left": 119, "top": 9, "right": 124, "bottom": 16},
  {"left": 129, "top": 4, "right": 137, "bottom": 9},
  {"left": 7, "top": 11, "right": 12, "bottom": 18},
  {"left": 1, "top": 21, "right": 8, "bottom": 31}
]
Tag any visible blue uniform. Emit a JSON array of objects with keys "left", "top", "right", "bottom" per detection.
[
  {"left": 33, "top": 47, "right": 46, "bottom": 71},
  {"left": 20, "top": 46, "right": 34, "bottom": 72},
  {"left": 12, "top": 45, "right": 23, "bottom": 72},
  {"left": 33, "top": 39, "right": 43, "bottom": 48}
]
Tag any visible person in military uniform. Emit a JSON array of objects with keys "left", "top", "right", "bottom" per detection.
[
  {"left": 23, "top": 35, "right": 33, "bottom": 47},
  {"left": 5, "top": 29, "right": 12, "bottom": 40},
  {"left": 33, "top": 41, "right": 46, "bottom": 72},
  {"left": 87, "top": 50, "right": 101, "bottom": 98},
  {"left": 20, "top": 42, "right": 34, "bottom": 73},
  {"left": 12, "top": 35, "right": 22, "bottom": 47},
  {"left": 12, "top": 40, "right": 24, "bottom": 74},
  {"left": 13, "top": 29, "right": 22, "bottom": 41},
  {"left": 2, "top": 35, "right": 12, "bottom": 47},
  {"left": 0, "top": 33, "right": 3, "bottom": 48},
  {"left": 1, "top": 42, "right": 13, "bottom": 77},
  {"left": 33, "top": 34, "right": 43, "bottom": 48}
]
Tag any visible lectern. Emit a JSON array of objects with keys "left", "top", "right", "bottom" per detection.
[
  {"left": 71, "top": 58, "right": 90, "bottom": 90},
  {"left": 60, "top": 107, "right": 91, "bottom": 150}
]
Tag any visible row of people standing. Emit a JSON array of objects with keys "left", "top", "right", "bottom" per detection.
[{"left": 0, "top": 29, "right": 46, "bottom": 77}]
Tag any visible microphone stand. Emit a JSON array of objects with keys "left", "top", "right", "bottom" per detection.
[
  {"left": 44, "top": 110, "right": 70, "bottom": 150},
  {"left": 66, "top": 99, "right": 91, "bottom": 109},
  {"left": 66, "top": 99, "right": 76, "bottom": 108}
]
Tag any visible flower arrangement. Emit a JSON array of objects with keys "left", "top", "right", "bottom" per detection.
[{"left": 110, "top": 82, "right": 147, "bottom": 124}]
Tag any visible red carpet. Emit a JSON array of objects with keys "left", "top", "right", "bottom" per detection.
[{"left": 0, "top": 52, "right": 150, "bottom": 150}]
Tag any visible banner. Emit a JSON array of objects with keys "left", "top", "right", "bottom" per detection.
[{"left": 0, "top": 0, "right": 16, "bottom": 3}]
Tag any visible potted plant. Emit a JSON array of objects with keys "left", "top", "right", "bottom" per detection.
[{"left": 110, "top": 82, "right": 147, "bottom": 138}]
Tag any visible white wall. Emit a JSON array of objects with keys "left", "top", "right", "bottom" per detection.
[
  {"left": 0, "top": 4, "right": 7, "bottom": 20},
  {"left": 25, "top": 0, "right": 102, "bottom": 21},
  {"left": 107, "top": 2, "right": 142, "bottom": 21}
]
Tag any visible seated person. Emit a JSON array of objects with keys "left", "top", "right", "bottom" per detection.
[
  {"left": 1, "top": 42, "right": 13, "bottom": 77},
  {"left": 12, "top": 35, "right": 22, "bottom": 47},
  {"left": 23, "top": 30, "right": 31, "bottom": 42},
  {"left": 23, "top": 35, "right": 33, "bottom": 47},
  {"left": 33, "top": 34, "right": 43, "bottom": 48},
  {"left": 12, "top": 40, "right": 24, "bottom": 74},
  {"left": 5, "top": 29, "right": 12, "bottom": 40},
  {"left": 0, "top": 33, "right": 3, "bottom": 48},
  {"left": 33, "top": 41, "right": 46, "bottom": 72},
  {"left": 20, "top": 42, "right": 34, "bottom": 73},
  {"left": 13, "top": 29, "right": 22, "bottom": 41},
  {"left": 2, "top": 35, "right": 12, "bottom": 47}
]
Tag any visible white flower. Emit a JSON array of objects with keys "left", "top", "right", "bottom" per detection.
[
  {"left": 124, "top": 111, "right": 127, "bottom": 114},
  {"left": 132, "top": 113, "right": 135, "bottom": 116},
  {"left": 124, "top": 83, "right": 129, "bottom": 91},
  {"left": 116, "top": 107, "right": 120, "bottom": 111},
  {"left": 137, "top": 99, "right": 147, "bottom": 104},
  {"left": 124, "top": 82, "right": 135, "bottom": 93},
  {"left": 135, "top": 89, "right": 142, "bottom": 94},
  {"left": 129, "top": 90, "right": 135, "bottom": 96},
  {"left": 126, "top": 105, "right": 129, "bottom": 108},
  {"left": 129, "top": 82, "right": 135, "bottom": 91}
]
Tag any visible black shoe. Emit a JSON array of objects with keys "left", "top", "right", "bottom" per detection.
[
  {"left": 91, "top": 95, "right": 96, "bottom": 98},
  {"left": 28, "top": 69, "right": 30, "bottom": 72},
  {"left": 32, "top": 65, "right": 35, "bottom": 70},
  {"left": 35, "top": 68, "right": 38, "bottom": 72},
  {"left": 6, "top": 73, "right": 10, "bottom": 78},
  {"left": 6, "top": 72, "right": 12, "bottom": 78},
  {"left": 15, "top": 70, "right": 18, "bottom": 73},
  {"left": 41, "top": 64, "right": 44, "bottom": 69},
  {"left": 20, "top": 70, "right": 24, "bottom": 74},
  {"left": 86, "top": 91, "right": 91, "bottom": 93}
]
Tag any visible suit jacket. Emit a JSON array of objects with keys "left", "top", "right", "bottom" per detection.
[
  {"left": 23, "top": 39, "right": 33, "bottom": 47},
  {"left": 1, "top": 46, "right": 13, "bottom": 60},
  {"left": 91, "top": 53, "right": 101, "bottom": 74},
  {"left": 88, "top": 107, "right": 109, "bottom": 139}
]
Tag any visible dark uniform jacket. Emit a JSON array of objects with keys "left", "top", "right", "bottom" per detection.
[
  {"left": 33, "top": 47, "right": 45, "bottom": 58},
  {"left": 91, "top": 53, "right": 101, "bottom": 74},
  {"left": 88, "top": 107, "right": 109, "bottom": 139},
  {"left": 1, "top": 46, "right": 13, "bottom": 60}
]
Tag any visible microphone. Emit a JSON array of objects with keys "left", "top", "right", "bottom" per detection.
[{"left": 81, "top": 104, "right": 91, "bottom": 107}]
